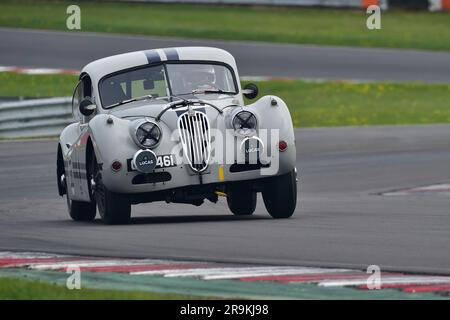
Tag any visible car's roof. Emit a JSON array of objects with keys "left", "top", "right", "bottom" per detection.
[{"left": 81, "top": 47, "right": 238, "bottom": 83}]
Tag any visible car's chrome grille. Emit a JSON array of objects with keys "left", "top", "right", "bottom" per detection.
[{"left": 177, "top": 110, "right": 211, "bottom": 172}]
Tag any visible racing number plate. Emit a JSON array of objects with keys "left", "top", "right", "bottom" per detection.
[
  {"left": 129, "top": 154, "right": 176, "bottom": 172},
  {"left": 155, "top": 154, "right": 176, "bottom": 169}
]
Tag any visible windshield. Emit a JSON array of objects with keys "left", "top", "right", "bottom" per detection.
[
  {"left": 99, "top": 64, "right": 168, "bottom": 108},
  {"left": 99, "top": 63, "right": 238, "bottom": 109}
]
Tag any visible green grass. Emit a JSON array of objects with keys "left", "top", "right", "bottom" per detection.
[
  {"left": 245, "top": 80, "right": 450, "bottom": 127},
  {"left": 0, "top": 72, "right": 77, "bottom": 98},
  {"left": 1, "top": 0, "right": 450, "bottom": 51},
  {"left": 1, "top": 72, "right": 449, "bottom": 127},
  {"left": 0, "top": 276, "right": 196, "bottom": 299}
]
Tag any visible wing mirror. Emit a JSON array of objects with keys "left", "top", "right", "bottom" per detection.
[
  {"left": 79, "top": 97, "right": 96, "bottom": 116},
  {"left": 242, "top": 83, "right": 259, "bottom": 100}
]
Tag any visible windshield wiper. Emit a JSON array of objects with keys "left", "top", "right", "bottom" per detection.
[
  {"left": 106, "top": 94, "right": 154, "bottom": 108},
  {"left": 191, "top": 89, "right": 236, "bottom": 95}
]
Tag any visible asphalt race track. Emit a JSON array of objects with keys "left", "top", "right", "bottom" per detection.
[
  {"left": 1, "top": 125, "right": 449, "bottom": 275},
  {"left": 1, "top": 27, "right": 450, "bottom": 82},
  {"left": 1, "top": 26, "right": 450, "bottom": 278}
]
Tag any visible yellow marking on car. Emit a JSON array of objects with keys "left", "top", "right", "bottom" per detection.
[
  {"left": 218, "top": 165, "right": 225, "bottom": 182},
  {"left": 215, "top": 191, "right": 227, "bottom": 198}
]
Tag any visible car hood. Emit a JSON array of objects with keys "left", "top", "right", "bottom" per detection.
[
  {"left": 108, "top": 101, "right": 170, "bottom": 119},
  {"left": 107, "top": 98, "right": 239, "bottom": 130}
]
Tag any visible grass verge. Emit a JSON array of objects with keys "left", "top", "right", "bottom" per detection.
[
  {"left": 1, "top": 72, "right": 449, "bottom": 127},
  {"left": 247, "top": 80, "right": 450, "bottom": 127},
  {"left": 0, "top": 276, "right": 196, "bottom": 299},
  {"left": 1, "top": 0, "right": 450, "bottom": 51},
  {"left": 0, "top": 72, "right": 77, "bottom": 98}
]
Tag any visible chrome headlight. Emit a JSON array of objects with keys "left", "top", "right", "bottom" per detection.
[
  {"left": 232, "top": 111, "right": 257, "bottom": 136},
  {"left": 133, "top": 120, "right": 162, "bottom": 149}
]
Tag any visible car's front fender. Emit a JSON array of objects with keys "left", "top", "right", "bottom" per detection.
[
  {"left": 245, "top": 95, "right": 296, "bottom": 175},
  {"left": 87, "top": 114, "right": 179, "bottom": 192}
]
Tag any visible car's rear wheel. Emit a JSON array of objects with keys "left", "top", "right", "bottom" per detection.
[
  {"left": 227, "top": 185, "right": 256, "bottom": 216},
  {"left": 91, "top": 154, "right": 131, "bottom": 225},
  {"left": 262, "top": 169, "right": 297, "bottom": 219}
]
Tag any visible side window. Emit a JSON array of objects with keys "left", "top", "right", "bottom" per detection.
[
  {"left": 72, "top": 80, "right": 83, "bottom": 121},
  {"left": 82, "top": 76, "right": 92, "bottom": 99},
  {"left": 71, "top": 74, "right": 93, "bottom": 123}
]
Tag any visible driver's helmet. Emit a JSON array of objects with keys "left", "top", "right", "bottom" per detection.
[{"left": 183, "top": 65, "right": 216, "bottom": 90}]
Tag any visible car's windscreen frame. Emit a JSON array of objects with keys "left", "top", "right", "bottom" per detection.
[{"left": 98, "top": 61, "right": 240, "bottom": 109}]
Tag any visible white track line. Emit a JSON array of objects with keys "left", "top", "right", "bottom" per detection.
[
  {"left": 0, "top": 251, "right": 71, "bottom": 259},
  {"left": 414, "top": 184, "right": 450, "bottom": 191},
  {"left": 28, "top": 259, "right": 183, "bottom": 270},
  {"left": 0, "top": 66, "right": 17, "bottom": 72},
  {"left": 203, "top": 268, "right": 353, "bottom": 280},
  {"left": 383, "top": 184, "right": 450, "bottom": 196},
  {"left": 20, "top": 68, "right": 64, "bottom": 75},
  {"left": 0, "top": 65, "right": 78, "bottom": 75},
  {"left": 131, "top": 267, "right": 294, "bottom": 276},
  {"left": 319, "top": 276, "right": 450, "bottom": 287},
  {"left": 131, "top": 266, "right": 350, "bottom": 278}
]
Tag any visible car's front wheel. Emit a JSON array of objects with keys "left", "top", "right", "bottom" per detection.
[
  {"left": 227, "top": 185, "right": 256, "bottom": 216},
  {"left": 262, "top": 169, "right": 297, "bottom": 219},
  {"left": 90, "top": 154, "right": 131, "bottom": 225},
  {"left": 64, "top": 177, "right": 96, "bottom": 222}
]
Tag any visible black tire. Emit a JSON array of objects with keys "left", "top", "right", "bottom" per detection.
[
  {"left": 262, "top": 169, "right": 297, "bottom": 219},
  {"left": 97, "top": 186, "right": 131, "bottom": 225},
  {"left": 227, "top": 185, "right": 257, "bottom": 216},
  {"left": 91, "top": 154, "right": 131, "bottom": 225},
  {"left": 67, "top": 196, "right": 97, "bottom": 221},
  {"left": 64, "top": 177, "right": 96, "bottom": 221}
]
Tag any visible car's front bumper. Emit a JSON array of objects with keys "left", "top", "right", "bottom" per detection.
[{"left": 101, "top": 142, "right": 296, "bottom": 195}]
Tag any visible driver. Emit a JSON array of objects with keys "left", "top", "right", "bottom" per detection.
[{"left": 181, "top": 65, "right": 216, "bottom": 93}]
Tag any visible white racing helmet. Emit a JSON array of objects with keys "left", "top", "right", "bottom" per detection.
[{"left": 183, "top": 65, "right": 216, "bottom": 90}]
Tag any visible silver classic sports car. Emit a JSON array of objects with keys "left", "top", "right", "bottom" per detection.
[{"left": 57, "top": 47, "right": 297, "bottom": 224}]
